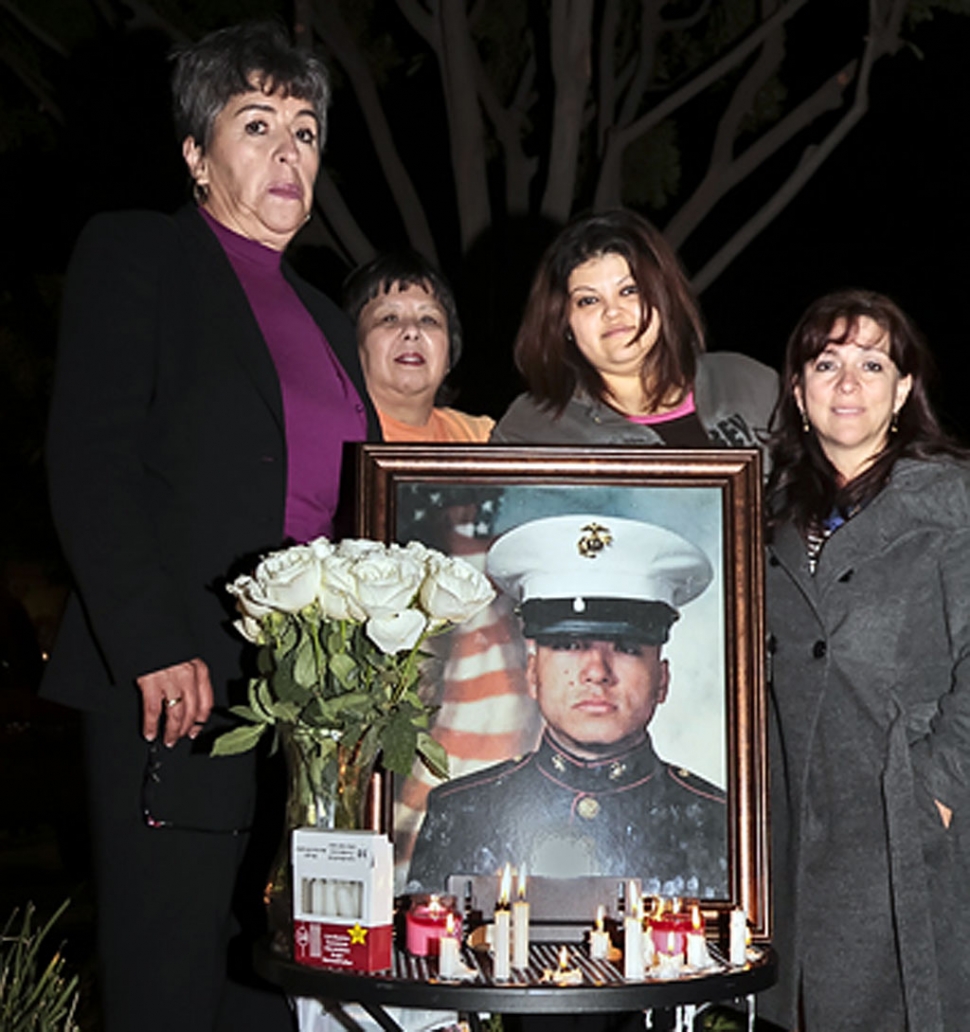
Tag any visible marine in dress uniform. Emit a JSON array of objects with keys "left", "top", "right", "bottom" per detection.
[{"left": 407, "top": 514, "right": 728, "bottom": 899}]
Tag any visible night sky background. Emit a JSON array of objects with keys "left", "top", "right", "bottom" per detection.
[{"left": 1, "top": 1, "right": 969, "bottom": 574}]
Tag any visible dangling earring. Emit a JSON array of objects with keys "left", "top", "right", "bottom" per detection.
[
  {"left": 890, "top": 410, "right": 899, "bottom": 434},
  {"left": 193, "top": 180, "right": 209, "bottom": 205},
  {"left": 800, "top": 408, "right": 810, "bottom": 433}
]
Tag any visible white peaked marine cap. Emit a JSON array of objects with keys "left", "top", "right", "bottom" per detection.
[{"left": 485, "top": 514, "right": 713, "bottom": 645}]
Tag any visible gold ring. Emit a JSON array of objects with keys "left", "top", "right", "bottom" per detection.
[{"left": 166, "top": 696, "right": 183, "bottom": 708}]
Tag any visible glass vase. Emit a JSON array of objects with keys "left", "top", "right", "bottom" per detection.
[{"left": 264, "top": 727, "right": 381, "bottom": 957}]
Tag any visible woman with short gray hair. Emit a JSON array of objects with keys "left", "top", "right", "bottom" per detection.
[{"left": 43, "top": 21, "right": 377, "bottom": 1032}]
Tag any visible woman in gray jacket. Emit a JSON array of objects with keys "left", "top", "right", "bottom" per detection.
[
  {"left": 491, "top": 209, "right": 776, "bottom": 449},
  {"left": 765, "top": 289, "right": 970, "bottom": 1032}
]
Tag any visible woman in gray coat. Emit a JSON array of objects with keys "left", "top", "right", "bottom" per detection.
[
  {"left": 765, "top": 289, "right": 970, "bottom": 1031},
  {"left": 490, "top": 210, "right": 777, "bottom": 450}
]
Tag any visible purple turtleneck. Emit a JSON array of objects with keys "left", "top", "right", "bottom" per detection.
[{"left": 201, "top": 209, "right": 367, "bottom": 543}]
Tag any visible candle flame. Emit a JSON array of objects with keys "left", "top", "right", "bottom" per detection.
[
  {"left": 517, "top": 864, "right": 528, "bottom": 900},
  {"left": 445, "top": 912, "right": 456, "bottom": 935},
  {"left": 672, "top": 896, "right": 683, "bottom": 914},
  {"left": 429, "top": 894, "right": 443, "bottom": 916},
  {"left": 667, "top": 931, "right": 675, "bottom": 953},
  {"left": 691, "top": 904, "right": 702, "bottom": 932},
  {"left": 558, "top": 945, "right": 569, "bottom": 970},
  {"left": 498, "top": 862, "right": 512, "bottom": 906},
  {"left": 595, "top": 904, "right": 604, "bottom": 932}
]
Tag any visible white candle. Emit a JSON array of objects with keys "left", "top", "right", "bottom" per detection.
[
  {"left": 625, "top": 878, "right": 642, "bottom": 913},
  {"left": 493, "top": 863, "right": 512, "bottom": 980},
  {"left": 686, "top": 904, "right": 711, "bottom": 968},
  {"left": 686, "top": 932, "right": 710, "bottom": 968},
  {"left": 729, "top": 908, "right": 747, "bottom": 966},
  {"left": 494, "top": 908, "right": 511, "bottom": 980},
  {"left": 643, "top": 923, "right": 655, "bottom": 966},
  {"left": 624, "top": 915, "right": 644, "bottom": 980},
  {"left": 438, "top": 914, "right": 461, "bottom": 979},
  {"left": 654, "top": 950, "right": 683, "bottom": 979},
  {"left": 512, "top": 866, "right": 529, "bottom": 968},
  {"left": 590, "top": 905, "right": 610, "bottom": 960}
]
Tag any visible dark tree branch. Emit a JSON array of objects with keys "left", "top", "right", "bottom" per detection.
[
  {"left": 0, "top": 1, "right": 68, "bottom": 57},
  {"left": 665, "top": 0, "right": 786, "bottom": 247},
  {"left": 596, "top": 0, "right": 620, "bottom": 156},
  {"left": 475, "top": 52, "right": 538, "bottom": 215},
  {"left": 660, "top": 0, "right": 714, "bottom": 33},
  {"left": 617, "top": 1, "right": 661, "bottom": 128},
  {"left": 541, "top": 0, "right": 595, "bottom": 221},
  {"left": 312, "top": 2, "right": 439, "bottom": 263},
  {"left": 593, "top": 0, "right": 810, "bottom": 208},
  {"left": 313, "top": 167, "right": 376, "bottom": 267},
  {"left": 435, "top": 0, "right": 492, "bottom": 249},
  {"left": 0, "top": 38, "right": 63, "bottom": 123},
  {"left": 690, "top": 0, "right": 908, "bottom": 293},
  {"left": 395, "top": 0, "right": 436, "bottom": 48}
]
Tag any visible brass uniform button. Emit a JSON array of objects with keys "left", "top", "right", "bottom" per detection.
[{"left": 577, "top": 797, "right": 601, "bottom": 820}]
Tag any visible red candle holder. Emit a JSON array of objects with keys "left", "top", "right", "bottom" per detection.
[
  {"left": 648, "top": 910, "right": 692, "bottom": 957},
  {"left": 405, "top": 894, "right": 461, "bottom": 957}
]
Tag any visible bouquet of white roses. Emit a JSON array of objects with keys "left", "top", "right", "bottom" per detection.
[{"left": 213, "top": 536, "right": 495, "bottom": 826}]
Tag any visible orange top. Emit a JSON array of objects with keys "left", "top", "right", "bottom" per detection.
[{"left": 378, "top": 406, "right": 494, "bottom": 443}]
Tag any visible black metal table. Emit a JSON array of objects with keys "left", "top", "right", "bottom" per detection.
[{"left": 256, "top": 939, "right": 776, "bottom": 1031}]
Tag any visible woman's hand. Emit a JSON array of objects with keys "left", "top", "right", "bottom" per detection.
[
  {"left": 934, "top": 798, "right": 953, "bottom": 829},
  {"left": 137, "top": 658, "right": 213, "bottom": 746}
]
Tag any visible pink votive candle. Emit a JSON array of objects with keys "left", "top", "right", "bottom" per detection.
[{"left": 405, "top": 895, "right": 461, "bottom": 958}]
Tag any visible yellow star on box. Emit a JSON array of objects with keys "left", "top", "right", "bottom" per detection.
[{"left": 348, "top": 924, "right": 368, "bottom": 945}]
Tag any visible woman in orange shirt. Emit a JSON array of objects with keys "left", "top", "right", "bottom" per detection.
[{"left": 344, "top": 250, "right": 493, "bottom": 442}]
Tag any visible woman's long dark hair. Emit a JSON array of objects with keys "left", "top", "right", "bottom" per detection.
[
  {"left": 767, "top": 289, "right": 965, "bottom": 534},
  {"left": 514, "top": 210, "right": 704, "bottom": 415}
]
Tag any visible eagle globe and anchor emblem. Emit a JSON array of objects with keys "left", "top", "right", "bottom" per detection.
[{"left": 577, "top": 522, "right": 613, "bottom": 558}]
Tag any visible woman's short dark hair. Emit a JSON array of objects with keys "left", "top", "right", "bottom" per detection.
[
  {"left": 513, "top": 210, "right": 705, "bottom": 414},
  {"left": 172, "top": 22, "right": 330, "bottom": 151},
  {"left": 767, "top": 288, "right": 965, "bottom": 533},
  {"left": 343, "top": 250, "right": 463, "bottom": 372}
]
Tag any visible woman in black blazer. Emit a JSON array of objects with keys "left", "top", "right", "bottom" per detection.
[{"left": 43, "top": 23, "right": 378, "bottom": 1032}]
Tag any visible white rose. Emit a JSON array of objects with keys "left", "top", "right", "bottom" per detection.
[
  {"left": 366, "top": 610, "right": 427, "bottom": 654},
  {"left": 307, "top": 536, "right": 335, "bottom": 561},
  {"left": 233, "top": 614, "right": 264, "bottom": 644},
  {"left": 391, "top": 540, "right": 435, "bottom": 564},
  {"left": 353, "top": 552, "right": 425, "bottom": 618},
  {"left": 318, "top": 554, "right": 367, "bottom": 622},
  {"left": 336, "top": 538, "right": 385, "bottom": 560},
  {"left": 226, "top": 574, "right": 275, "bottom": 621},
  {"left": 420, "top": 555, "right": 495, "bottom": 623},
  {"left": 252, "top": 545, "right": 321, "bottom": 613}
]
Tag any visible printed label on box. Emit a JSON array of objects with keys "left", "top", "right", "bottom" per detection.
[{"left": 292, "top": 829, "right": 393, "bottom": 973}]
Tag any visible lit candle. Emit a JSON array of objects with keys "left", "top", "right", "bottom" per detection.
[
  {"left": 512, "top": 865, "right": 530, "bottom": 969},
  {"left": 623, "top": 883, "right": 645, "bottom": 981},
  {"left": 438, "top": 913, "right": 462, "bottom": 979},
  {"left": 729, "top": 907, "right": 747, "bottom": 966},
  {"left": 648, "top": 898, "right": 690, "bottom": 958},
  {"left": 406, "top": 894, "right": 461, "bottom": 957},
  {"left": 685, "top": 904, "right": 712, "bottom": 969},
  {"left": 590, "top": 904, "right": 610, "bottom": 960},
  {"left": 493, "top": 864, "right": 512, "bottom": 981}
]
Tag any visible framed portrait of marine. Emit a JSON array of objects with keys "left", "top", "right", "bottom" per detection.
[{"left": 356, "top": 445, "right": 769, "bottom": 938}]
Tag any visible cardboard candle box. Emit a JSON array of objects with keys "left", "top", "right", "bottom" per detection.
[{"left": 291, "top": 828, "right": 394, "bottom": 973}]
